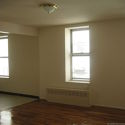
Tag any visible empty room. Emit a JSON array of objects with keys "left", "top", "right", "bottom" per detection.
[{"left": 0, "top": 0, "right": 125, "bottom": 125}]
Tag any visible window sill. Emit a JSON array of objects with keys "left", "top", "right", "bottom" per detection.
[
  {"left": 0, "top": 76, "right": 9, "bottom": 79},
  {"left": 66, "top": 80, "right": 90, "bottom": 84}
]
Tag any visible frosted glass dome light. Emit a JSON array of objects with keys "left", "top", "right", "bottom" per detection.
[{"left": 41, "top": 3, "right": 58, "bottom": 14}]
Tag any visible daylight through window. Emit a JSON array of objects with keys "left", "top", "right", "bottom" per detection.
[
  {"left": 65, "top": 26, "right": 90, "bottom": 83},
  {"left": 71, "top": 28, "right": 90, "bottom": 81},
  {"left": 0, "top": 36, "right": 9, "bottom": 78}
]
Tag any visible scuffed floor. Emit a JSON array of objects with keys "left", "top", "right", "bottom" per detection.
[{"left": 0, "top": 93, "right": 36, "bottom": 111}]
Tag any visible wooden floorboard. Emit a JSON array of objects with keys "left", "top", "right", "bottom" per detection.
[{"left": 0, "top": 100, "right": 125, "bottom": 125}]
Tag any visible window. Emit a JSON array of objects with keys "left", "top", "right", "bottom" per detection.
[
  {"left": 0, "top": 36, "right": 9, "bottom": 78},
  {"left": 65, "top": 26, "right": 90, "bottom": 83}
]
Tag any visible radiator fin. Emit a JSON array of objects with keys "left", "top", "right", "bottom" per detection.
[
  {"left": 47, "top": 88, "right": 88, "bottom": 97},
  {"left": 46, "top": 88, "right": 90, "bottom": 107}
]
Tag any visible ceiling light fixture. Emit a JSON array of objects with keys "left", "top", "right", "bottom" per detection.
[{"left": 40, "top": 3, "right": 58, "bottom": 14}]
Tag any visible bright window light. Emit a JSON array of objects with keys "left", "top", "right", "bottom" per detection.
[
  {"left": 72, "top": 30, "right": 89, "bottom": 53},
  {"left": 72, "top": 56, "right": 90, "bottom": 80},
  {"left": 71, "top": 29, "right": 90, "bottom": 81},
  {"left": 0, "top": 37, "right": 9, "bottom": 78},
  {"left": 65, "top": 26, "right": 90, "bottom": 83}
]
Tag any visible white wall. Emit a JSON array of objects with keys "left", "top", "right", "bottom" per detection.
[
  {"left": 90, "top": 19, "right": 125, "bottom": 109},
  {"left": 1, "top": 19, "right": 125, "bottom": 109},
  {"left": 0, "top": 21, "right": 38, "bottom": 36},
  {"left": 0, "top": 34, "right": 40, "bottom": 96},
  {"left": 39, "top": 19, "right": 125, "bottom": 109},
  {"left": 39, "top": 26, "right": 89, "bottom": 99}
]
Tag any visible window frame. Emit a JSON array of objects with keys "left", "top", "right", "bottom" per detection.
[
  {"left": 70, "top": 28, "right": 90, "bottom": 82},
  {"left": 0, "top": 36, "right": 9, "bottom": 78}
]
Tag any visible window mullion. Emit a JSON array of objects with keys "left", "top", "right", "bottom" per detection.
[
  {"left": 72, "top": 53, "right": 89, "bottom": 56},
  {"left": 0, "top": 57, "right": 8, "bottom": 58}
]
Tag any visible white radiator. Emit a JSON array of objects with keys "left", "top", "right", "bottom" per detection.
[{"left": 46, "top": 88, "right": 90, "bottom": 107}]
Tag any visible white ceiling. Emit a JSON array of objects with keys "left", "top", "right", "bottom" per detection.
[{"left": 0, "top": 0, "right": 125, "bottom": 27}]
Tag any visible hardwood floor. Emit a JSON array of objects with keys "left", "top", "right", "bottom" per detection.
[{"left": 0, "top": 100, "right": 125, "bottom": 125}]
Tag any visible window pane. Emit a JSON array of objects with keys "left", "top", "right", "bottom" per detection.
[
  {"left": 0, "top": 58, "right": 9, "bottom": 76},
  {"left": 72, "top": 30, "right": 89, "bottom": 53},
  {"left": 0, "top": 38, "right": 8, "bottom": 57},
  {"left": 72, "top": 56, "right": 90, "bottom": 79}
]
